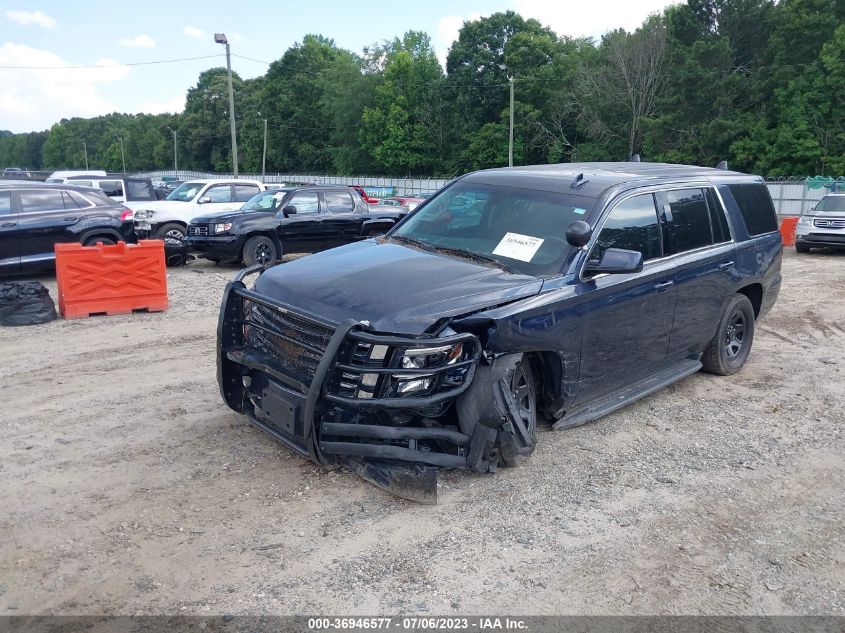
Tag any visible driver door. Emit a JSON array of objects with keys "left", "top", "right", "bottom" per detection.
[
  {"left": 194, "top": 183, "right": 239, "bottom": 218},
  {"left": 576, "top": 193, "right": 677, "bottom": 403}
]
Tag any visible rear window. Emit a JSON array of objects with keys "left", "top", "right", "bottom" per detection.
[
  {"left": 126, "top": 180, "right": 156, "bottom": 201},
  {"left": 0, "top": 191, "right": 11, "bottom": 214},
  {"left": 20, "top": 189, "right": 67, "bottom": 212},
  {"left": 728, "top": 184, "right": 778, "bottom": 236}
]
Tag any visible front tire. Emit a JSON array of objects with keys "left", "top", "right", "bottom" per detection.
[
  {"left": 242, "top": 235, "right": 279, "bottom": 267},
  {"left": 702, "top": 294, "right": 755, "bottom": 375},
  {"left": 498, "top": 357, "right": 538, "bottom": 467},
  {"left": 83, "top": 236, "right": 116, "bottom": 246},
  {"left": 795, "top": 241, "right": 811, "bottom": 254},
  {"left": 154, "top": 222, "right": 186, "bottom": 244}
]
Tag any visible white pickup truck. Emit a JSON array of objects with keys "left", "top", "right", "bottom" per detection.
[{"left": 133, "top": 179, "right": 266, "bottom": 241}]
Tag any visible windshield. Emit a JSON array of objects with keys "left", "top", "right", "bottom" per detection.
[
  {"left": 165, "top": 181, "right": 204, "bottom": 202},
  {"left": 242, "top": 190, "right": 285, "bottom": 211},
  {"left": 390, "top": 181, "right": 597, "bottom": 275},
  {"left": 814, "top": 196, "right": 845, "bottom": 214}
]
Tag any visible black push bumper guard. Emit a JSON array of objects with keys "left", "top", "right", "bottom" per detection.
[{"left": 217, "top": 264, "right": 482, "bottom": 473}]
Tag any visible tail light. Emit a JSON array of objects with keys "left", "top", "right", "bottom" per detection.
[{"left": 120, "top": 208, "right": 134, "bottom": 221}]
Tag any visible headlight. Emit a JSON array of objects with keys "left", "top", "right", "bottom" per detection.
[
  {"left": 400, "top": 343, "right": 463, "bottom": 369},
  {"left": 213, "top": 222, "right": 233, "bottom": 234},
  {"left": 798, "top": 216, "right": 813, "bottom": 225}
]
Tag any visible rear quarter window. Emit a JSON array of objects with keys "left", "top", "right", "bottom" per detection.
[{"left": 728, "top": 183, "right": 778, "bottom": 236}]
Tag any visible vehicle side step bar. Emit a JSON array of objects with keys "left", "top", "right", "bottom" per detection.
[{"left": 554, "top": 358, "right": 702, "bottom": 431}]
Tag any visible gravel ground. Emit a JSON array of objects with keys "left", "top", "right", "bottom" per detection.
[{"left": 0, "top": 250, "right": 842, "bottom": 616}]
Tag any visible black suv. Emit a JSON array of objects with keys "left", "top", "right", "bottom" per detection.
[
  {"left": 217, "top": 162, "right": 783, "bottom": 500},
  {"left": 186, "top": 186, "right": 407, "bottom": 266},
  {"left": 0, "top": 183, "right": 135, "bottom": 276}
]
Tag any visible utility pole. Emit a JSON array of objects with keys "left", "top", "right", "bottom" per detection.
[
  {"left": 82, "top": 142, "right": 89, "bottom": 170},
  {"left": 215, "top": 33, "right": 239, "bottom": 177},
  {"left": 498, "top": 64, "right": 515, "bottom": 167},
  {"left": 262, "top": 118, "right": 267, "bottom": 178},
  {"left": 167, "top": 126, "right": 178, "bottom": 178},
  {"left": 117, "top": 136, "right": 126, "bottom": 173},
  {"left": 507, "top": 74, "right": 514, "bottom": 168}
]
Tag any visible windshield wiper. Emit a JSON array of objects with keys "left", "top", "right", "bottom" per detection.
[
  {"left": 430, "top": 245, "right": 516, "bottom": 273},
  {"left": 386, "top": 235, "right": 437, "bottom": 251}
]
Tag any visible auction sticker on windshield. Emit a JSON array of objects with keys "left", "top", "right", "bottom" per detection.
[{"left": 492, "top": 232, "right": 544, "bottom": 262}]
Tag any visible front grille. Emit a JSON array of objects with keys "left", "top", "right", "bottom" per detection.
[
  {"left": 188, "top": 225, "right": 208, "bottom": 236},
  {"left": 813, "top": 218, "right": 845, "bottom": 229},
  {"left": 242, "top": 297, "right": 335, "bottom": 386}
]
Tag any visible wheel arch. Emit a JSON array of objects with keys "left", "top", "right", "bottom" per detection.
[
  {"left": 737, "top": 283, "right": 763, "bottom": 318},
  {"left": 79, "top": 227, "right": 123, "bottom": 245}
]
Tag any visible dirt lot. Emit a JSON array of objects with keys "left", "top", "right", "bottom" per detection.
[{"left": 0, "top": 250, "right": 843, "bottom": 616}]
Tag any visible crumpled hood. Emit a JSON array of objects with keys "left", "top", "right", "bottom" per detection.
[
  {"left": 131, "top": 200, "right": 186, "bottom": 213},
  {"left": 252, "top": 240, "right": 543, "bottom": 335}
]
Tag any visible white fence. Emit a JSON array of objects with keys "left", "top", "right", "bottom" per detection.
[{"left": 137, "top": 170, "right": 837, "bottom": 217}]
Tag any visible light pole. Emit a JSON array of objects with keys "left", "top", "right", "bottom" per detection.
[
  {"left": 166, "top": 126, "right": 178, "bottom": 178},
  {"left": 215, "top": 32, "right": 239, "bottom": 177},
  {"left": 499, "top": 64, "right": 514, "bottom": 167},
  {"left": 262, "top": 118, "right": 268, "bottom": 178},
  {"left": 116, "top": 136, "right": 126, "bottom": 173},
  {"left": 82, "top": 141, "right": 89, "bottom": 170}
]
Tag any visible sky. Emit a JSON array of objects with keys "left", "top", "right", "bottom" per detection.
[{"left": 0, "top": 0, "right": 678, "bottom": 134}]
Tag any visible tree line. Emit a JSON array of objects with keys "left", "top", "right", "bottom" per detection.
[{"left": 1, "top": 0, "right": 844, "bottom": 178}]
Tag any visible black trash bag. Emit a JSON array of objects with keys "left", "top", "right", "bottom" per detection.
[{"left": 0, "top": 281, "right": 58, "bottom": 326}]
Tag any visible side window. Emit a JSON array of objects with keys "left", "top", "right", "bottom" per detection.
[
  {"left": 100, "top": 180, "right": 124, "bottom": 197},
  {"left": 705, "top": 188, "right": 731, "bottom": 243},
  {"left": 287, "top": 192, "right": 320, "bottom": 214},
  {"left": 727, "top": 183, "right": 778, "bottom": 236},
  {"left": 324, "top": 191, "right": 355, "bottom": 212},
  {"left": 234, "top": 184, "right": 260, "bottom": 202},
  {"left": 73, "top": 180, "right": 92, "bottom": 187},
  {"left": 591, "top": 193, "right": 661, "bottom": 262},
  {"left": 0, "top": 191, "right": 11, "bottom": 215},
  {"left": 126, "top": 180, "right": 155, "bottom": 200},
  {"left": 61, "top": 191, "right": 80, "bottom": 209},
  {"left": 656, "top": 188, "right": 713, "bottom": 255},
  {"left": 204, "top": 185, "right": 233, "bottom": 203},
  {"left": 19, "top": 190, "right": 67, "bottom": 213},
  {"left": 66, "top": 190, "right": 93, "bottom": 207}
]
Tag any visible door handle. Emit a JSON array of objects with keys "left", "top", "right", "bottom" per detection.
[
  {"left": 0, "top": 222, "right": 15, "bottom": 228},
  {"left": 63, "top": 216, "right": 79, "bottom": 222},
  {"left": 719, "top": 261, "right": 735, "bottom": 271},
  {"left": 654, "top": 280, "right": 674, "bottom": 292}
]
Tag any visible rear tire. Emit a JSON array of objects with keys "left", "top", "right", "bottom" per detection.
[
  {"left": 497, "top": 357, "right": 538, "bottom": 467},
  {"left": 242, "top": 235, "right": 279, "bottom": 267},
  {"left": 83, "top": 236, "right": 116, "bottom": 246},
  {"left": 702, "top": 294, "right": 755, "bottom": 376},
  {"left": 795, "top": 242, "right": 811, "bottom": 254}
]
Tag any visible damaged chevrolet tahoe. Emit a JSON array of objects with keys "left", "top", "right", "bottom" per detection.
[{"left": 217, "top": 162, "right": 782, "bottom": 501}]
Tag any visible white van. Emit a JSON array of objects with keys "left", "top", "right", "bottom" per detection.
[{"left": 45, "top": 169, "right": 107, "bottom": 183}]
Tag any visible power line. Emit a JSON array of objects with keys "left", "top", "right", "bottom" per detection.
[{"left": 0, "top": 54, "right": 224, "bottom": 70}]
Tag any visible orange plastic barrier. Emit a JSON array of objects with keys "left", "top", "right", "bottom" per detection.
[
  {"left": 55, "top": 240, "right": 168, "bottom": 319},
  {"left": 779, "top": 216, "right": 799, "bottom": 246}
]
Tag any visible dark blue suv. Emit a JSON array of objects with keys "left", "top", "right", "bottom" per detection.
[{"left": 217, "top": 163, "right": 782, "bottom": 500}]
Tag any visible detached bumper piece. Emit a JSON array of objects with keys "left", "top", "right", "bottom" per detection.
[{"left": 216, "top": 265, "right": 482, "bottom": 501}]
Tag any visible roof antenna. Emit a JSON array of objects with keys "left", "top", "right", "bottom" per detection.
[
  {"left": 570, "top": 172, "right": 590, "bottom": 189},
  {"left": 716, "top": 160, "right": 729, "bottom": 170},
  {"left": 629, "top": 154, "right": 641, "bottom": 162}
]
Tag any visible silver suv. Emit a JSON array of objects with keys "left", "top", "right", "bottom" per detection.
[{"left": 796, "top": 192, "right": 845, "bottom": 253}]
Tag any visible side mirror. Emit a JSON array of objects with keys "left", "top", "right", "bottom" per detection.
[
  {"left": 282, "top": 205, "right": 297, "bottom": 217},
  {"left": 565, "top": 220, "right": 592, "bottom": 247},
  {"left": 584, "top": 248, "right": 643, "bottom": 275},
  {"left": 197, "top": 195, "right": 211, "bottom": 204},
  {"left": 362, "top": 218, "right": 395, "bottom": 237}
]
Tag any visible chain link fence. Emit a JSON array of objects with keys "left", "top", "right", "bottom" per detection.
[{"left": 5, "top": 169, "right": 843, "bottom": 217}]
